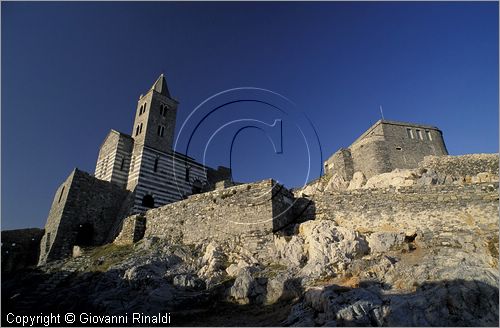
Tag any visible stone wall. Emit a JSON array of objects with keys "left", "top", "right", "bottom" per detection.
[
  {"left": 128, "top": 146, "right": 209, "bottom": 214},
  {"left": 420, "top": 154, "right": 499, "bottom": 177},
  {"left": 1, "top": 228, "right": 44, "bottom": 273},
  {"left": 303, "top": 183, "right": 498, "bottom": 239},
  {"left": 382, "top": 122, "right": 448, "bottom": 170},
  {"left": 39, "top": 169, "right": 130, "bottom": 263},
  {"left": 95, "top": 130, "right": 133, "bottom": 189},
  {"left": 324, "top": 148, "right": 354, "bottom": 181},
  {"left": 350, "top": 137, "right": 390, "bottom": 179},
  {"left": 120, "top": 179, "right": 295, "bottom": 261},
  {"left": 114, "top": 215, "right": 146, "bottom": 245}
]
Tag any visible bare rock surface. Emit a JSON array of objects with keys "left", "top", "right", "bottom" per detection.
[{"left": 348, "top": 171, "right": 367, "bottom": 190}]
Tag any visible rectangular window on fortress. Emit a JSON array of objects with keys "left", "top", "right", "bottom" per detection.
[
  {"left": 416, "top": 129, "right": 423, "bottom": 140},
  {"left": 425, "top": 130, "right": 432, "bottom": 141},
  {"left": 406, "top": 128, "right": 414, "bottom": 139}
]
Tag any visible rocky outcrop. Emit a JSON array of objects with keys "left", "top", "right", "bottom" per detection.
[
  {"left": 348, "top": 172, "right": 367, "bottom": 190},
  {"left": 298, "top": 221, "right": 369, "bottom": 277},
  {"left": 285, "top": 279, "right": 498, "bottom": 327},
  {"left": 298, "top": 153, "right": 499, "bottom": 193},
  {"left": 2, "top": 154, "right": 498, "bottom": 327}
]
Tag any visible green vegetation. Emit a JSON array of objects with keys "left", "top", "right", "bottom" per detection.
[{"left": 84, "top": 243, "right": 134, "bottom": 272}]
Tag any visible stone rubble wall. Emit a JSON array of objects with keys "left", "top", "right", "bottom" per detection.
[
  {"left": 420, "top": 153, "right": 499, "bottom": 177},
  {"left": 305, "top": 182, "right": 498, "bottom": 240},
  {"left": 114, "top": 215, "right": 146, "bottom": 245},
  {"left": 128, "top": 179, "right": 294, "bottom": 260},
  {"left": 39, "top": 169, "right": 131, "bottom": 263},
  {"left": 1, "top": 228, "right": 45, "bottom": 273}
]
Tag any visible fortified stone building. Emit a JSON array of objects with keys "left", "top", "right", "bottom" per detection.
[{"left": 324, "top": 120, "right": 448, "bottom": 180}]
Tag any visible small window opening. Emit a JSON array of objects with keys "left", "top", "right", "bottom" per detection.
[
  {"left": 396, "top": 147, "right": 402, "bottom": 151},
  {"left": 139, "top": 123, "right": 143, "bottom": 134},
  {"left": 153, "top": 157, "right": 159, "bottom": 172},
  {"left": 416, "top": 129, "right": 423, "bottom": 140},
  {"left": 157, "top": 125, "right": 165, "bottom": 137},
  {"left": 58, "top": 186, "right": 65, "bottom": 203},
  {"left": 425, "top": 130, "right": 432, "bottom": 141},
  {"left": 160, "top": 105, "right": 167, "bottom": 117},
  {"left": 139, "top": 105, "right": 144, "bottom": 115},
  {"left": 142, "top": 194, "right": 155, "bottom": 208},
  {"left": 120, "top": 157, "right": 125, "bottom": 171},
  {"left": 406, "top": 128, "right": 414, "bottom": 139},
  {"left": 135, "top": 125, "right": 140, "bottom": 136},
  {"left": 185, "top": 165, "right": 191, "bottom": 182}
]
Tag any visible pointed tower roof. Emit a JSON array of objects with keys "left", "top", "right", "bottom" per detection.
[{"left": 150, "top": 73, "right": 171, "bottom": 97}]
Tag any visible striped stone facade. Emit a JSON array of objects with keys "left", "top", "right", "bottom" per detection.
[
  {"left": 95, "top": 130, "right": 133, "bottom": 189},
  {"left": 127, "top": 146, "right": 209, "bottom": 214},
  {"left": 94, "top": 74, "right": 230, "bottom": 214}
]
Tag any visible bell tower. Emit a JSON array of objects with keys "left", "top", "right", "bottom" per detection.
[{"left": 131, "top": 74, "right": 178, "bottom": 152}]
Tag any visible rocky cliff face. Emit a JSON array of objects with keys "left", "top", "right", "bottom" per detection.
[{"left": 2, "top": 154, "right": 498, "bottom": 327}]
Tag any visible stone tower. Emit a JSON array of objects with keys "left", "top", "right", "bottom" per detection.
[
  {"left": 131, "top": 74, "right": 178, "bottom": 153},
  {"left": 124, "top": 74, "right": 229, "bottom": 213},
  {"left": 126, "top": 74, "right": 180, "bottom": 193}
]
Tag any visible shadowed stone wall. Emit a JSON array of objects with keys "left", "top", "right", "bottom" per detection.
[
  {"left": 39, "top": 169, "right": 130, "bottom": 264},
  {"left": 1, "top": 228, "right": 44, "bottom": 273}
]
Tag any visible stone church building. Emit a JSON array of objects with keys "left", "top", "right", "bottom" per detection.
[{"left": 38, "top": 75, "right": 230, "bottom": 263}]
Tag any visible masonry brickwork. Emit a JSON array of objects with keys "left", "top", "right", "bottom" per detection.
[
  {"left": 95, "top": 130, "right": 133, "bottom": 189},
  {"left": 38, "top": 169, "right": 130, "bottom": 263},
  {"left": 114, "top": 179, "right": 295, "bottom": 262},
  {"left": 1, "top": 228, "right": 44, "bottom": 273},
  {"left": 420, "top": 154, "right": 499, "bottom": 177},
  {"left": 324, "top": 120, "right": 448, "bottom": 180}
]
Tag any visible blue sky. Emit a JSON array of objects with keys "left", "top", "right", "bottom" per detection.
[{"left": 2, "top": 2, "right": 498, "bottom": 230}]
